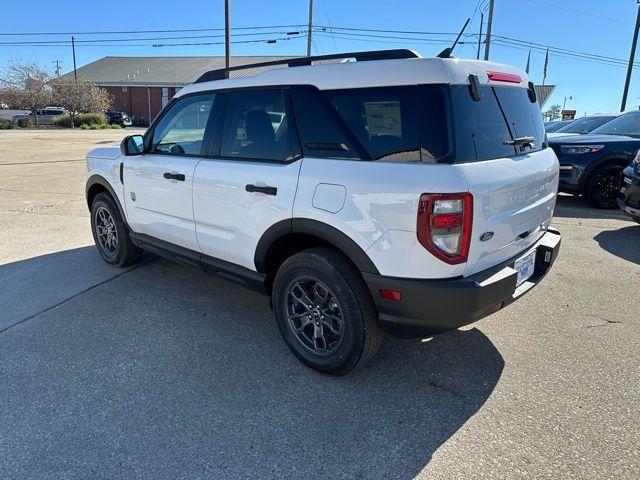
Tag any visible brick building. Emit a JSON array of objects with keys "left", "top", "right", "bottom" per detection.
[{"left": 58, "top": 56, "right": 295, "bottom": 126}]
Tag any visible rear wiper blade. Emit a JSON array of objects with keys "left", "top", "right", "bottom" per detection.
[{"left": 503, "top": 136, "right": 535, "bottom": 147}]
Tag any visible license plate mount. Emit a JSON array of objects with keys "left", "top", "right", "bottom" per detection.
[{"left": 514, "top": 249, "right": 536, "bottom": 286}]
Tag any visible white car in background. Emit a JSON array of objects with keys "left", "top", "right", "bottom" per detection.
[{"left": 12, "top": 106, "right": 68, "bottom": 125}]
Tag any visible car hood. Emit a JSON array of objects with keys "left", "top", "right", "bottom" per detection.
[
  {"left": 548, "top": 134, "right": 640, "bottom": 145},
  {"left": 87, "top": 146, "right": 121, "bottom": 160}
]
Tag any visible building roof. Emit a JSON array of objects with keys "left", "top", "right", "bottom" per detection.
[{"left": 58, "top": 56, "right": 299, "bottom": 87}]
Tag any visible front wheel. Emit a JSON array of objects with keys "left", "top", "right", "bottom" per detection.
[
  {"left": 90, "top": 192, "right": 142, "bottom": 267},
  {"left": 272, "top": 248, "right": 383, "bottom": 375},
  {"left": 584, "top": 164, "right": 624, "bottom": 209}
]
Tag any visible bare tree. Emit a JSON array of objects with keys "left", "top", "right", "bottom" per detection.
[
  {"left": 0, "top": 62, "right": 52, "bottom": 125},
  {"left": 52, "top": 78, "right": 111, "bottom": 127}
]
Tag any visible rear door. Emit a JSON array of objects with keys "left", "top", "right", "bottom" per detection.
[
  {"left": 193, "top": 87, "right": 302, "bottom": 270},
  {"left": 449, "top": 83, "right": 559, "bottom": 275},
  {"left": 123, "top": 92, "right": 216, "bottom": 251}
]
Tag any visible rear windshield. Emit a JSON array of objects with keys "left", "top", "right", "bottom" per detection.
[
  {"left": 555, "top": 116, "right": 615, "bottom": 134},
  {"left": 451, "top": 85, "right": 545, "bottom": 163}
]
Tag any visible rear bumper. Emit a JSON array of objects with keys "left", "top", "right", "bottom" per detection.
[{"left": 363, "top": 228, "right": 562, "bottom": 338}]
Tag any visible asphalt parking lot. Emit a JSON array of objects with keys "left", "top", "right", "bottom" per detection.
[{"left": 0, "top": 129, "right": 638, "bottom": 479}]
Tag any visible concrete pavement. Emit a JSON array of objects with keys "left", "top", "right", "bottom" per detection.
[{"left": 0, "top": 130, "right": 638, "bottom": 479}]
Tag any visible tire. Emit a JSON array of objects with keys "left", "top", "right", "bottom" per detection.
[
  {"left": 584, "top": 164, "right": 624, "bottom": 209},
  {"left": 90, "top": 192, "right": 142, "bottom": 267},
  {"left": 272, "top": 248, "right": 383, "bottom": 375}
]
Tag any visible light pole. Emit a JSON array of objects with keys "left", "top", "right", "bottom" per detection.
[
  {"left": 562, "top": 95, "right": 573, "bottom": 116},
  {"left": 621, "top": 1, "right": 640, "bottom": 112}
]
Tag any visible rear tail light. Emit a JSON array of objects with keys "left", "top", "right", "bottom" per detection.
[{"left": 417, "top": 193, "right": 473, "bottom": 265}]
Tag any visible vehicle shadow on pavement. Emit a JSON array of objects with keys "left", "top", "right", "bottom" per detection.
[
  {"left": 0, "top": 250, "right": 504, "bottom": 480},
  {"left": 553, "top": 194, "right": 629, "bottom": 221},
  {"left": 594, "top": 225, "right": 640, "bottom": 265}
]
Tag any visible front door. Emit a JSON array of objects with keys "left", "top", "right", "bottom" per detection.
[
  {"left": 193, "top": 88, "right": 302, "bottom": 270},
  {"left": 123, "top": 92, "right": 217, "bottom": 251}
]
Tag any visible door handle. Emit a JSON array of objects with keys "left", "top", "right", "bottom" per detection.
[
  {"left": 245, "top": 184, "right": 277, "bottom": 196},
  {"left": 163, "top": 172, "right": 185, "bottom": 181}
]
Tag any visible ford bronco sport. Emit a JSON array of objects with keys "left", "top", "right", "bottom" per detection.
[{"left": 85, "top": 49, "right": 561, "bottom": 375}]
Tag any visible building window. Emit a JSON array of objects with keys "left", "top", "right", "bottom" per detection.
[{"left": 161, "top": 87, "right": 169, "bottom": 108}]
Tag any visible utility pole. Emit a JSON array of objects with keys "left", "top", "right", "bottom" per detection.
[
  {"left": 71, "top": 36, "right": 77, "bottom": 81},
  {"left": 53, "top": 60, "right": 62, "bottom": 77},
  {"left": 306, "top": 0, "right": 314, "bottom": 57},
  {"left": 621, "top": 1, "right": 640, "bottom": 112},
  {"left": 476, "top": 12, "right": 484, "bottom": 60},
  {"left": 483, "top": 0, "right": 494, "bottom": 61},
  {"left": 224, "top": 0, "right": 231, "bottom": 71}
]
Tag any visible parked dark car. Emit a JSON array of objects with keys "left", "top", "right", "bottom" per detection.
[
  {"left": 105, "top": 111, "right": 132, "bottom": 127},
  {"left": 548, "top": 110, "right": 640, "bottom": 208},
  {"left": 617, "top": 156, "right": 640, "bottom": 223},
  {"left": 545, "top": 120, "right": 572, "bottom": 132},
  {"left": 551, "top": 114, "right": 618, "bottom": 136}
]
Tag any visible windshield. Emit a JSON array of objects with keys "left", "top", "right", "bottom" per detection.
[
  {"left": 555, "top": 116, "right": 616, "bottom": 134},
  {"left": 591, "top": 112, "right": 640, "bottom": 137},
  {"left": 545, "top": 120, "right": 571, "bottom": 132}
]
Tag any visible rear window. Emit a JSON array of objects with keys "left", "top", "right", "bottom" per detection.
[{"left": 451, "top": 85, "right": 544, "bottom": 162}]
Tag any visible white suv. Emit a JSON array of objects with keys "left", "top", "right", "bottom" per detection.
[{"left": 85, "top": 50, "right": 561, "bottom": 375}]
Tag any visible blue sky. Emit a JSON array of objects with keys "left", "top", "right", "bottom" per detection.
[{"left": 1, "top": 0, "right": 637, "bottom": 115}]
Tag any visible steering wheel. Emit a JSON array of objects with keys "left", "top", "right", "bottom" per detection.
[{"left": 169, "top": 144, "right": 185, "bottom": 155}]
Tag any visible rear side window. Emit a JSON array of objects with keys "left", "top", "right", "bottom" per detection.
[
  {"left": 291, "top": 86, "right": 359, "bottom": 159},
  {"left": 324, "top": 86, "right": 421, "bottom": 162},
  {"left": 220, "top": 88, "right": 300, "bottom": 161}
]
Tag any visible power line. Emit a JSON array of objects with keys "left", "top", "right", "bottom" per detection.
[
  {"left": 0, "top": 25, "right": 307, "bottom": 36},
  {"left": 522, "top": 0, "right": 633, "bottom": 26},
  {"left": 0, "top": 31, "right": 302, "bottom": 45}
]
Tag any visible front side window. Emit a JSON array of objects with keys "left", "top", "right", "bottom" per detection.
[
  {"left": 151, "top": 93, "right": 215, "bottom": 156},
  {"left": 220, "top": 88, "right": 299, "bottom": 161},
  {"left": 324, "top": 86, "right": 421, "bottom": 162}
]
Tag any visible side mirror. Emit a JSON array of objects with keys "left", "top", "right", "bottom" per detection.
[{"left": 120, "top": 135, "right": 145, "bottom": 156}]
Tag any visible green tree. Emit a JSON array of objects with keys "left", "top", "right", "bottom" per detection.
[{"left": 544, "top": 104, "right": 562, "bottom": 122}]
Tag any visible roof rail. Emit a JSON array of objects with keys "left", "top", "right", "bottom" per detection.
[{"left": 194, "top": 49, "right": 421, "bottom": 83}]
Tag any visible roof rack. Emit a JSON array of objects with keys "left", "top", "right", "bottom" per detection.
[{"left": 194, "top": 49, "right": 421, "bottom": 83}]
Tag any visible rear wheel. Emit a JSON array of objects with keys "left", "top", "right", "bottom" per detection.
[
  {"left": 584, "top": 164, "right": 624, "bottom": 209},
  {"left": 90, "top": 192, "right": 142, "bottom": 267},
  {"left": 272, "top": 248, "right": 383, "bottom": 375}
]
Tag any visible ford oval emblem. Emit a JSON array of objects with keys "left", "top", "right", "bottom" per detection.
[{"left": 480, "top": 231, "right": 494, "bottom": 242}]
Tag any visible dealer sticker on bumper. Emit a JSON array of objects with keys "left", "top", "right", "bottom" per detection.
[{"left": 514, "top": 250, "right": 536, "bottom": 286}]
